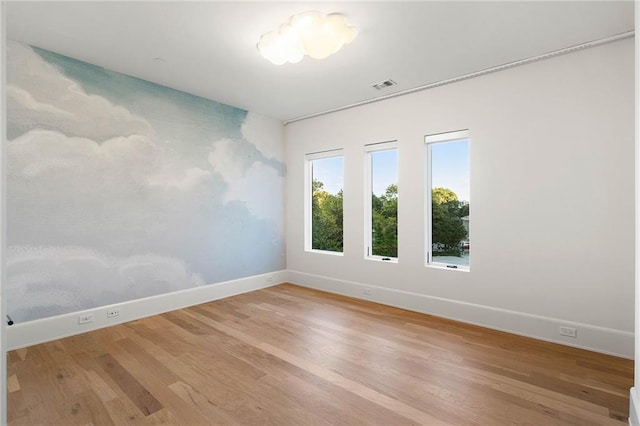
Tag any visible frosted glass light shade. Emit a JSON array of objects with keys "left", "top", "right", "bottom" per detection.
[{"left": 258, "top": 11, "right": 357, "bottom": 65}]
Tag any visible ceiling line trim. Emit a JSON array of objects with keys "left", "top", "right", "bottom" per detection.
[{"left": 283, "top": 30, "right": 634, "bottom": 126}]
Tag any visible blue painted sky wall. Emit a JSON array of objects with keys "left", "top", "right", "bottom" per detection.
[{"left": 6, "top": 41, "right": 285, "bottom": 322}]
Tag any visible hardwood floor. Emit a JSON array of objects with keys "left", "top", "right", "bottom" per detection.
[{"left": 6, "top": 283, "right": 633, "bottom": 425}]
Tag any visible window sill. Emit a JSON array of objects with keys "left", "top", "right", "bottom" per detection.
[
  {"left": 307, "top": 249, "right": 344, "bottom": 257},
  {"left": 365, "top": 256, "right": 398, "bottom": 264},
  {"left": 426, "top": 263, "right": 469, "bottom": 272}
]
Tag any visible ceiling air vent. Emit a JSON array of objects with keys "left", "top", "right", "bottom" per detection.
[{"left": 372, "top": 79, "right": 397, "bottom": 90}]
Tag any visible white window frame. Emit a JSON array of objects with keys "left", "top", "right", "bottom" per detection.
[
  {"left": 425, "top": 130, "right": 470, "bottom": 271},
  {"left": 304, "top": 149, "right": 344, "bottom": 255},
  {"left": 364, "top": 140, "right": 398, "bottom": 262}
]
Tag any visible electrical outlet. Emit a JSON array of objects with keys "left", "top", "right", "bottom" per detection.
[
  {"left": 107, "top": 309, "right": 120, "bottom": 318},
  {"left": 266, "top": 275, "right": 274, "bottom": 284},
  {"left": 78, "top": 314, "right": 94, "bottom": 325},
  {"left": 362, "top": 288, "right": 372, "bottom": 296},
  {"left": 559, "top": 326, "right": 577, "bottom": 338}
]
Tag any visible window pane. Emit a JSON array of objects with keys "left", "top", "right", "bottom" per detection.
[
  {"left": 429, "top": 138, "right": 469, "bottom": 267},
  {"left": 370, "top": 148, "right": 398, "bottom": 258},
  {"left": 311, "top": 156, "right": 344, "bottom": 252}
]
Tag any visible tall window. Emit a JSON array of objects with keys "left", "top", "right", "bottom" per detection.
[
  {"left": 305, "top": 150, "right": 344, "bottom": 254},
  {"left": 425, "top": 131, "right": 470, "bottom": 269},
  {"left": 365, "top": 142, "right": 398, "bottom": 261}
]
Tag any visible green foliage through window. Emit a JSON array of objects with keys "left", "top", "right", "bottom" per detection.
[
  {"left": 371, "top": 184, "right": 398, "bottom": 257},
  {"left": 368, "top": 145, "right": 398, "bottom": 259},
  {"left": 311, "top": 179, "right": 343, "bottom": 252},
  {"left": 431, "top": 187, "right": 468, "bottom": 257}
]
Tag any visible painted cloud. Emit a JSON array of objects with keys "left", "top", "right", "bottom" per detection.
[
  {"left": 6, "top": 41, "right": 285, "bottom": 322},
  {"left": 7, "top": 42, "right": 151, "bottom": 141}
]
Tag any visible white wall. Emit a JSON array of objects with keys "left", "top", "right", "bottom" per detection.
[
  {"left": 0, "top": 2, "right": 6, "bottom": 423},
  {"left": 631, "top": 2, "right": 639, "bottom": 424},
  {"left": 285, "top": 38, "right": 635, "bottom": 358}
]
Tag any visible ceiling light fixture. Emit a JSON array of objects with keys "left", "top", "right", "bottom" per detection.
[{"left": 257, "top": 11, "right": 357, "bottom": 65}]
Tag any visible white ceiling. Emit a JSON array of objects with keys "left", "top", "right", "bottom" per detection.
[{"left": 6, "top": 1, "right": 635, "bottom": 123}]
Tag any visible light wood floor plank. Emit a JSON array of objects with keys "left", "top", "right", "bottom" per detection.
[{"left": 7, "top": 283, "right": 633, "bottom": 425}]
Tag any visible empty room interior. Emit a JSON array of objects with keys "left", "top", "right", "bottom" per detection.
[{"left": 1, "top": 1, "right": 640, "bottom": 425}]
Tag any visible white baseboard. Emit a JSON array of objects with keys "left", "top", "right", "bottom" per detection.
[
  {"left": 6, "top": 270, "right": 287, "bottom": 351},
  {"left": 7, "top": 269, "right": 634, "bottom": 360},
  {"left": 630, "top": 387, "right": 639, "bottom": 426},
  {"left": 288, "top": 270, "right": 634, "bottom": 360}
]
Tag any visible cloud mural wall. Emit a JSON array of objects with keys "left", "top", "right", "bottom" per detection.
[{"left": 6, "top": 41, "right": 285, "bottom": 322}]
